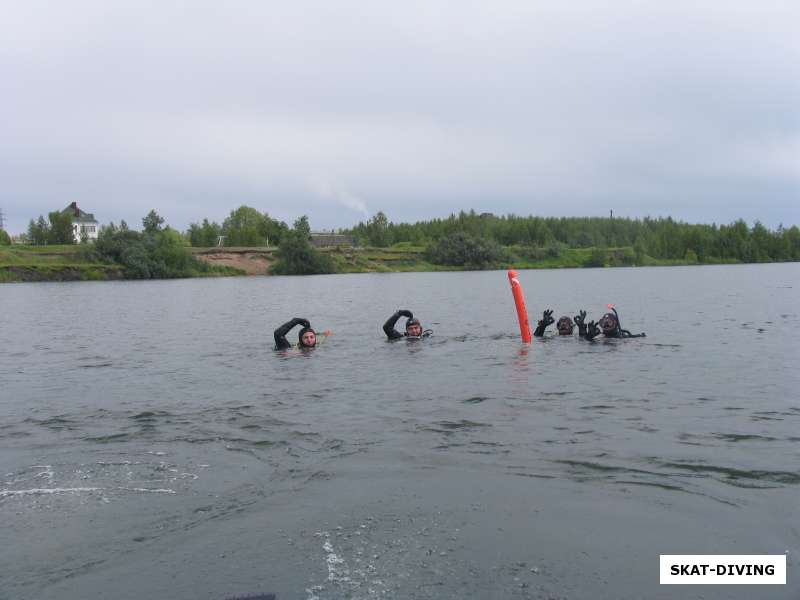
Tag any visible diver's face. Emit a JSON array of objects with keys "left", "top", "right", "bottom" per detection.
[
  {"left": 406, "top": 324, "right": 422, "bottom": 337},
  {"left": 301, "top": 331, "right": 316, "bottom": 347},
  {"left": 600, "top": 316, "right": 617, "bottom": 333},
  {"left": 557, "top": 318, "right": 573, "bottom": 335}
]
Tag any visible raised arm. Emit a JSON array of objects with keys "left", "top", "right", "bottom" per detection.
[
  {"left": 383, "top": 309, "right": 413, "bottom": 340},
  {"left": 574, "top": 310, "right": 587, "bottom": 337},
  {"left": 274, "top": 317, "right": 310, "bottom": 350},
  {"left": 533, "top": 309, "right": 554, "bottom": 337}
]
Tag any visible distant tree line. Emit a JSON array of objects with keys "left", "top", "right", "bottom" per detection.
[
  {"left": 347, "top": 210, "right": 800, "bottom": 263},
  {"left": 16, "top": 203, "right": 799, "bottom": 274}
]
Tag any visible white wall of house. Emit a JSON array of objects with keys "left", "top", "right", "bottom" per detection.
[{"left": 72, "top": 222, "right": 99, "bottom": 243}]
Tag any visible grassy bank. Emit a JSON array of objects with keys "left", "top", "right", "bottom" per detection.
[
  {"left": 0, "top": 245, "right": 241, "bottom": 283},
  {"left": 0, "top": 245, "right": 122, "bottom": 282},
  {"left": 1, "top": 243, "right": 748, "bottom": 282}
]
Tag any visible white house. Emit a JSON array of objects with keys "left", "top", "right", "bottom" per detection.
[{"left": 62, "top": 202, "right": 99, "bottom": 242}]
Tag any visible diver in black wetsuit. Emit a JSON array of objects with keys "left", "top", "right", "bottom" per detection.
[
  {"left": 383, "top": 309, "right": 432, "bottom": 340},
  {"left": 274, "top": 317, "right": 320, "bottom": 350},
  {"left": 584, "top": 307, "right": 645, "bottom": 340}
]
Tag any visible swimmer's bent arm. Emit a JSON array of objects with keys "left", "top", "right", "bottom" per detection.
[
  {"left": 274, "top": 317, "right": 310, "bottom": 350},
  {"left": 383, "top": 309, "right": 412, "bottom": 340}
]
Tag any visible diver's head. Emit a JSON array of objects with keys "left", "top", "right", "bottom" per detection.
[
  {"left": 556, "top": 316, "right": 574, "bottom": 335},
  {"left": 405, "top": 317, "right": 422, "bottom": 337},
  {"left": 298, "top": 327, "right": 317, "bottom": 348},
  {"left": 599, "top": 313, "right": 618, "bottom": 335}
]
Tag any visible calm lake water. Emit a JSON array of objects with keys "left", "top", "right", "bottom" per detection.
[{"left": 1, "top": 265, "right": 798, "bottom": 600}]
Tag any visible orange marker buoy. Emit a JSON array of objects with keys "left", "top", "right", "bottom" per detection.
[{"left": 508, "top": 270, "right": 531, "bottom": 343}]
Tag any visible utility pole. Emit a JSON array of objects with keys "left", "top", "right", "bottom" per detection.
[{"left": 0, "top": 208, "right": 5, "bottom": 230}]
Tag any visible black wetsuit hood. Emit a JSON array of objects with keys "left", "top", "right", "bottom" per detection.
[
  {"left": 556, "top": 316, "right": 574, "bottom": 335},
  {"left": 599, "top": 312, "right": 619, "bottom": 335}
]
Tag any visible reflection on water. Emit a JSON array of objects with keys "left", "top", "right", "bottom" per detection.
[{"left": 1, "top": 264, "right": 798, "bottom": 599}]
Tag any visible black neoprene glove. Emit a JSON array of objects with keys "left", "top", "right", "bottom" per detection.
[
  {"left": 585, "top": 320, "right": 600, "bottom": 340},
  {"left": 574, "top": 310, "right": 587, "bottom": 336},
  {"left": 538, "top": 309, "right": 554, "bottom": 328},
  {"left": 295, "top": 318, "right": 311, "bottom": 328},
  {"left": 397, "top": 309, "right": 413, "bottom": 319}
]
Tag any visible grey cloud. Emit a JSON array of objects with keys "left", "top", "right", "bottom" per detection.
[{"left": 1, "top": 1, "right": 798, "bottom": 233}]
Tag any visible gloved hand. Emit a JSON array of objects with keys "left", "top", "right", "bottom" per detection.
[
  {"left": 295, "top": 318, "right": 311, "bottom": 328},
  {"left": 574, "top": 310, "right": 586, "bottom": 326},
  {"left": 397, "top": 309, "right": 413, "bottom": 319},
  {"left": 538, "top": 309, "right": 554, "bottom": 328},
  {"left": 586, "top": 320, "right": 600, "bottom": 339}
]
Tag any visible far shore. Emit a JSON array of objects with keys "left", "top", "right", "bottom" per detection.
[{"left": 1, "top": 243, "right": 784, "bottom": 283}]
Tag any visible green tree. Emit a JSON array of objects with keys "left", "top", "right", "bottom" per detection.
[
  {"left": 271, "top": 217, "right": 334, "bottom": 275},
  {"left": 366, "top": 211, "right": 390, "bottom": 247},
  {"left": 633, "top": 237, "right": 647, "bottom": 265},
  {"left": 424, "top": 231, "right": 506, "bottom": 268},
  {"left": 786, "top": 226, "right": 800, "bottom": 260},
  {"left": 293, "top": 215, "right": 311, "bottom": 239},
  {"left": 28, "top": 216, "right": 50, "bottom": 245},
  {"left": 188, "top": 218, "right": 223, "bottom": 247},
  {"left": 260, "top": 213, "right": 288, "bottom": 246},
  {"left": 151, "top": 228, "right": 193, "bottom": 277},
  {"left": 142, "top": 210, "right": 165, "bottom": 234},
  {"left": 48, "top": 210, "right": 75, "bottom": 244},
  {"left": 750, "top": 221, "right": 770, "bottom": 261},
  {"left": 585, "top": 247, "right": 606, "bottom": 268},
  {"left": 222, "top": 205, "right": 268, "bottom": 246},
  {"left": 0, "top": 229, "right": 11, "bottom": 245}
]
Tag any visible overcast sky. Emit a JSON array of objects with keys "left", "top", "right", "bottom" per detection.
[{"left": 2, "top": 1, "right": 798, "bottom": 234}]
